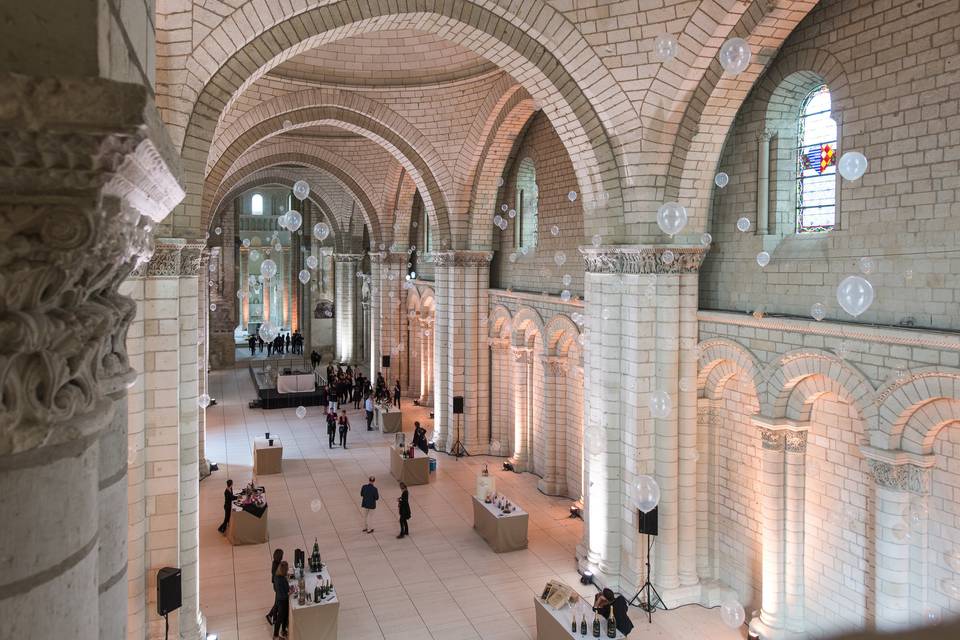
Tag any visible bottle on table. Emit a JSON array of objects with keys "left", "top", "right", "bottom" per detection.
[
  {"left": 580, "top": 615, "right": 587, "bottom": 635},
  {"left": 592, "top": 612, "right": 601, "bottom": 637},
  {"left": 571, "top": 613, "right": 578, "bottom": 633},
  {"left": 607, "top": 611, "right": 617, "bottom": 638}
]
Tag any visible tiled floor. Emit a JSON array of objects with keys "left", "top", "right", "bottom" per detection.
[{"left": 200, "top": 368, "right": 742, "bottom": 640}]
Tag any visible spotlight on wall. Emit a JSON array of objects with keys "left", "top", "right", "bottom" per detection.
[
  {"left": 569, "top": 505, "right": 582, "bottom": 519},
  {"left": 502, "top": 461, "right": 515, "bottom": 472},
  {"left": 579, "top": 570, "right": 594, "bottom": 586}
]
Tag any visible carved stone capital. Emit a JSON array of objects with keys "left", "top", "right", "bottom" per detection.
[
  {"left": 759, "top": 427, "right": 785, "bottom": 451},
  {"left": 543, "top": 356, "right": 568, "bottom": 375},
  {"left": 369, "top": 251, "right": 409, "bottom": 266},
  {"left": 148, "top": 240, "right": 185, "bottom": 277},
  {"left": 511, "top": 347, "right": 532, "bottom": 364},
  {"left": 488, "top": 337, "right": 511, "bottom": 350},
  {"left": 334, "top": 253, "right": 364, "bottom": 264},
  {"left": 432, "top": 250, "right": 493, "bottom": 267},
  {"left": 579, "top": 245, "right": 707, "bottom": 274},
  {"left": 757, "top": 129, "right": 775, "bottom": 143},
  {"left": 785, "top": 430, "right": 808, "bottom": 453},
  {"left": 179, "top": 242, "right": 205, "bottom": 276},
  {"left": 867, "top": 460, "right": 931, "bottom": 495}
]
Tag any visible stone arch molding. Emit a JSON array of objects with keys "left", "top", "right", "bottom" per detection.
[
  {"left": 211, "top": 148, "right": 382, "bottom": 245},
  {"left": 512, "top": 306, "right": 546, "bottom": 346},
  {"left": 172, "top": 0, "right": 631, "bottom": 238},
  {"left": 204, "top": 89, "right": 451, "bottom": 244},
  {"left": 697, "top": 338, "right": 764, "bottom": 399},
  {"left": 543, "top": 314, "right": 580, "bottom": 358},
  {"left": 875, "top": 368, "right": 960, "bottom": 452},
  {"left": 213, "top": 174, "right": 346, "bottom": 252},
  {"left": 488, "top": 304, "right": 513, "bottom": 338}
]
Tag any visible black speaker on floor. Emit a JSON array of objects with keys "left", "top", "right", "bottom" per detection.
[
  {"left": 157, "top": 567, "right": 182, "bottom": 616},
  {"left": 452, "top": 396, "right": 464, "bottom": 414},
  {"left": 382, "top": 355, "right": 391, "bottom": 368},
  {"left": 638, "top": 506, "right": 659, "bottom": 536}
]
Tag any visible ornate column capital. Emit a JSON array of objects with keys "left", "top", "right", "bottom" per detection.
[
  {"left": 751, "top": 416, "right": 809, "bottom": 452},
  {"left": 147, "top": 239, "right": 185, "bottom": 276},
  {"left": 759, "top": 427, "right": 785, "bottom": 451},
  {"left": 579, "top": 245, "right": 707, "bottom": 274},
  {"left": 487, "top": 336, "right": 511, "bottom": 349},
  {"left": 511, "top": 346, "right": 532, "bottom": 363},
  {"left": 543, "top": 355, "right": 568, "bottom": 375},
  {"left": 785, "top": 431, "right": 808, "bottom": 453},
  {"left": 432, "top": 250, "right": 493, "bottom": 267},
  {"left": 179, "top": 241, "right": 205, "bottom": 276},
  {"left": 334, "top": 253, "right": 364, "bottom": 263},
  {"left": 757, "top": 129, "right": 776, "bottom": 143},
  {"left": 861, "top": 446, "right": 935, "bottom": 495}
]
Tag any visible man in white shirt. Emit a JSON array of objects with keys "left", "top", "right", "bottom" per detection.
[{"left": 365, "top": 395, "right": 375, "bottom": 431}]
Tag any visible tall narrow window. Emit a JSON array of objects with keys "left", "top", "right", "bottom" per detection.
[
  {"left": 423, "top": 212, "right": 433, "bottom": 252},
  {"left": 515, "top": 158, "right": 538, "bottom": 248},
  {"left": 251, "top": 193, "right": 264, "bottom": 216},
  {"left": 796, "top": 85, "right": 837, "bottom": 233}
]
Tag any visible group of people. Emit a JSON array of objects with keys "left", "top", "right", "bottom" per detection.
[
  {"left": 325, "top": 407, "right": 351, "bottom": 448},
  {"left": 359, "top": 475, "right": 411, "bottom": 539},
  {"left": 247, "top": 330, "right": 305, "bottom": 357}
]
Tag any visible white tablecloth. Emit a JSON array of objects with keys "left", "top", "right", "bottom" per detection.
[
  {"left": 289, "top": 565, "right": 339, "bottom": 640},
  {"left": 277, "top": 373, "right": 315, "bottom": 393}
]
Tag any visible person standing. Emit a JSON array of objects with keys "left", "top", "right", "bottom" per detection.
[
  {"left": 393, "top": 380, "right": 401, "bottom": 408},
  {"left": 338, "top": 409, "right": 351, "bottom": 448},
  {"left": 267, "top": 339, "right": 273, "bottom": 357},
  {"left": 248, "top": 334, "right": 256, "bottom": 356},
  {"left": 397, "top": 482, "right": 411, "bottom": 538},
  {"left": 365, "top": 394, "right": 375, "bottom": 431},
  {"left": 272, "top": 560, "right": 290, "bottom": 639},
  {"left": 217, "top": 479, "right": 235, "bottom": 534},
  {"left": 360, "top": 476, "right": 379, "bottom": 533},
  {"left": 326, "top": 408, "right": 337, "bottom": 448},
  {"left": 266, "top": 548, "right": 284, "bottom": 626}
]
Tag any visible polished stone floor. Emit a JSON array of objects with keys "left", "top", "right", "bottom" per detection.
[{"left": 200, "top": 368, "right": 742, "bottom": 639}]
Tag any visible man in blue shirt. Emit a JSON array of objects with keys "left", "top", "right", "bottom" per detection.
[{"left": 360, "top": 476, "right": 379, "bottom": 533}]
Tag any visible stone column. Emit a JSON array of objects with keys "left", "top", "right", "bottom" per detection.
[
  {"left": 751, "top": 426, "right": 787, "bottom": 639},
  {"left": 757, "top": 130, "right": 773, "bottom": 235},
  {"left": 178, "top": 242, "right": 204, "bottom": 640},
  {"left": 488, "top": 337, "right": 513, "bottom": 456},
  {"left": 408, "top": 313, "right": 421, "bottom": 399},
  {"left": 432, "top": 251, "right": 491, "bottom": 453},
  {"left": 783, "top": 430, "right": 808, "bottom": 634},
  {"left": 0, "top": 74, "right": 182, "bottom": 639},
  {"left": 334, "top": 254, "right": 362, "bottom": 363},
  {"left": 866, "top": 452, "right": 934, "bottom": 631},
  {"left": 368, "top": 258, "right": 382, "bottom": 377},
  {"left": 197, "top": 250, "right": 211, "bottom": 480},
  {"left": 371, "top": 252, "right": 406, "bottom": 387},
  {"left": 539, "top": 356, "right": 568, "bottom": 495},
  {"left": 510, "top": 343, "right": 533, "bottom": 471}
]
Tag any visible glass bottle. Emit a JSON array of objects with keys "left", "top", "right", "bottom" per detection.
[
  {"left": 592, "top": 613, "right": 601, "bottom": 637},
  {"left": 580, "top": 615, "right": 587, "bottom": 635},
  {"left": 571, "top": 613, "right": 578, "bottom": 633},
  {"left": 607, "top": 612, "right": 617, "bottom": 638}
]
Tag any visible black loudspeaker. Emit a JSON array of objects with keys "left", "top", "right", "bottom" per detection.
[
  {"left": 452, "top": 396, "right": 464, "bottom": 414},
  {"left": 638, "top": 506, "right": 659, "bottom": 536},
  {"left": 382, "top": 355, "right": 391, "bottom": 368},
  {"left": 157, "top": 567, "right": 182, "bottom": 616}
]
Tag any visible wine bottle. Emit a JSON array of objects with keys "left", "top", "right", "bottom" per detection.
[
  {"left": 592, "top": 613, "right": 601, "bottom": 637},
  {"left": 580, "top": 615, "right": 587, "bottom": 635},
  {"left": 571, "top": 614, "right": 578, "bottom": 633},
  {"left": 541, "top": 584, "right": 551, "bottom": 600},
  {"left": 607, "top": 612, "right": 617, "bottom": 638}
]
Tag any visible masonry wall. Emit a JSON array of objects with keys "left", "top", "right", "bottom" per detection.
[
  {"left": 491, "top": 111, "right": 585, "bottom": 299},
  {"left": 700, "top": 0, "right": 960, "bottom": 331}
]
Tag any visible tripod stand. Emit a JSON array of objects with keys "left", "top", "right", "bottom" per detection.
[
  {"left": 449, "top": 413, "right": 469, "bottom": 459},
  {"left": 629, "top": 533, "right": 664, "bottom": 623}
]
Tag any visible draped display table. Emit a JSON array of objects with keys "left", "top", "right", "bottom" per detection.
[
  {"left": 376, "top": 408, "right": 403, "bottom": 433},
  {"left": 277, "top": 373, "right": 315, "bottom": 393},
  {"left": 472, "top": 496, "right": 528, "bottom": 552},
  {"left": 476, "top": 474, "right": 495, "bottom": 499},
  {"left": 534, "top": 596, "right": 626, "bottom": 639},
  {"left": 289, "top": 566, "right": 339, "bottom": 640},
  {"left": 390, "top": 446, "right": 430, "bottom": 486},
  {"left": 226, "top": 503, "right": 269, "bottom": 545},
  {"left": 253, "top": 437, "right": 283, "bottom": 475}
]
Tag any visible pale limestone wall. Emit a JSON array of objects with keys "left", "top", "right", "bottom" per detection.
[{"left": 701, "top": 0, "right": 960, "bottom": 330}]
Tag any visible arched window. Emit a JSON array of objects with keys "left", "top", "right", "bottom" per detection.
[
  {"left": 251, "top": 193, "right": 264, "bottom": 216},
  {"left": 423, "top": 212, "right": 433, "bottom": 252},
  {"left": 515, "top": 157, "right": 538, "bottom": 248},
  {"left": 795, "top": 85, "right": 837, "bottom": 233}
]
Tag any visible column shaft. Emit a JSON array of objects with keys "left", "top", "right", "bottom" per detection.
[{"left": 334, "top": 254, "right": 361, "bottom": 363}]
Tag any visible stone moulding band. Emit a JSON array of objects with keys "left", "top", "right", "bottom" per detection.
[
  {"left": 431, "top": 251, "right": 493, "bottom": 267},
  {"left": 579, "top": 245, "right": 708, "bottom": 274}
]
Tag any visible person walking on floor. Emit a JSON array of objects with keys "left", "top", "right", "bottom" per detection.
[
  {"left": 272, "top": 560, "right": 290, "bottom": 639},
  {"left": 266, "top": 548, "right": 284, "bottom": 626},
  {"left": 360, "top": 476, "right": 379, "bottom": 533},
  {"left": 217, "top": 479, "right": 235, "bottom": 534},
  {"left": 393, "top": 380, "right": 401, "bottom": 408},
  {"left": 338, "top": 409, "right": 350, "bottom": 448},
  {"left": 248, "top": 334, "right": 256, "bottom": 357},
  {"left": 365, "top": 394, "right": 375, "bottom": 431},
  {"left": 326, "top": 408, "right": 337, "bottom": 448},
  {"left": 397, "top": 482, "right": 411, "bottom": 538}
]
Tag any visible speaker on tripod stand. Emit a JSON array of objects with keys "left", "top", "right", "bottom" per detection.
[
  {"left": 629, "top": 506, "right": 664, "bottom": 623},
  {"left": 449, "top": 396, "right": 469, "bottom": 458}
]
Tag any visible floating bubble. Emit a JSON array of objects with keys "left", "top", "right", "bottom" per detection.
[
  {"left": 310, "top": 499, "right": 323, "bottom": 513},
  {"left": 700, "top": 232, "right": 712, "bottom": 246},
  {"left": 293, "top": 180, "right": 310, "bottom": 200},
  {"left": 497, "top": 177, "right": 505, "bottom": 187},
  {"left": 679, "top": 378, "right": 691, "bottom": 392},
  {"left": 198, "top": 393, "right": 211, "bottom": 408},
  {"left": 756, "top": 251, "right": 770, "bottom": 267},
  {"left": 296, "top": 406, "right": 307, "bottom": 419},
  {"left": 719, "top": 37, "right": 751, "bottom": 75},
  {"left": 656, "top": 202, "right": 688, "bottom": 237},
  {"left": 306, "top": 255, "right": 319, "bottom": 270},
  {"left": 838, "top": 151, "right": 868, "bottom": 181},
  {"left": 634, "top": 475, "right": 661, "bottom": 513},
  {"left": 662, "top": 250, "right": 675, "bottom": 265},
  {"left": 509, "top": 253, "right": 518, "bottom": 263},
  {"left": 858, "top": 256, "right": 876, "bottom": 275},
  {"left": 715, "top": 172, "right": 729, "bottom": 188},
  {"left": 811, "top": 302, "right": 827, "bottom": 321},
  {"left": 550, "top": 225, "right": 560, "bottom": 236},
  {"left": 242, "top": 238, "right": 251, "bottom": 248},
  {"left": 493, "top": 214, "right": 503, "bottom": 227},
  {"left": 519, "top": 246, "right": 529, "bottom": 256},
  {"left": 282, "top": 119, "right": 293, "bottom": 129},
  {"left": 214, "top": 226, "right": 222, "bottom": 235},
  {"left": 258, "top": 322, "right": 278, "bottom": 343},
  {"left": 508, "top": 209, "right": 517, "bottom": 219},
  {"left": 720, "top": 600, "right": 746, "bottom": 629},
  {"left": 285, "top": 210, "right": 303, "bottom": 232},
  {"left": 298, "top": 269, "right": 311, "bottom": 284},
  {"left": 312, "top": 222, "right": 330, "bottom": 241},
  {"left": 601, "top": 308, "right": 611, "bottom": 321},
  {"left": 208, "top": 262, "right": 216, "bottom": 272},
  {"left": 554, "top": 251, "right": 567, "bottom": 267},
  {"left": 837, "top": 275, "right": 874, "bottom": 317},
  {"left": 736, "top": 217, "right": 751, "bottom": 232},
  {"left": 592, "top": 234, "right": 602, "bottom": 247},
  {"left": 653, "top": 33, "right": 678, "bottom": 62},
  {"left": 568, "top": 191, "right": 578, "bottom": 202},
  {"left": 562, "top": 274, "right": 572, "bottom": 287},
  {"left": 649, "top": 390, "right": 672, "bottom": 418},
  {"left": 209, "top": 303, "right": 217, "bottom": 311},
  {"left": 560, "top": 290, "right": 572, "bottom": 302},
  {"left": 260, "top": 259, "right": 278, "bottom": 279}
]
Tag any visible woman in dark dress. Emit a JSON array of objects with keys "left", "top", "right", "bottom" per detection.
[
  {"left": 266, "top": 548, "right": 283, "bottom": 625},
  {"left": 272, "top": 560, "right": 290, "bottom": 639},
  {"left": 397, "top": 482, "right": 411, "bottom": 538}
]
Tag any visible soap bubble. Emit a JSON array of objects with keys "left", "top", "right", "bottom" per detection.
[
  {"left": 719, "top": 37, "right": 751, "bottom": 74},
  {"left": 719, "top": 599, "right": 746, "bottom": 629},
  {"left": 858, "top": 256, "right": 876, "bottom": 275},
  {"left": 568, "top": 191, "right": 578, "bottom": 202},
  {"left": 634, "top": 475, "right": 661, "bottom": 513},
  {"left": 490, "top": 439, "right": 502, "bottom": 453},
  {"left": 260, "top": 259, "right": 278, "bottom": 279},
  {"left": 285, "top": 210, "right": 303, "bottom": 232},
  {"left": 679, "top": 378, "right": 691, "bottom": 392},
  {"left": 653, "top": 33, "right": 678, "bottom": 62},
  {"left": 649, "top": 390, "right": 672, "bottom": 418},
  {"left": 198, "top": 393, "right": 211, "bottom": 408},
  {"left": 249, "top": 249, "right": 261, "bottom": 262},
  {"left": 700, "top": 232, "right": 712, "bottom": 246},
  {"left": 715, "top": 172, "right": 729, "bottom": 188},
  {"left": 656, "top": 202, "right": 688, "bottom": 237},
  {"left": 756, "top": 251, "right": 770, "bottom": 267},
  {"left": 892, "top": 521, "right": 911, "bottom": 541},
  {"left": 312, "top": 222, "right": 330, "bottom": 240},
  {"left": 306, "top": 255, "right": 318, "bottom": 270},
  {"left": 904, "top": 269, "right": 914, "bottom": 281},
  {"left": 560, "top": 290, "right": 572, "bottom": 302},
  {"left": 811, "top": 302, "right": 827, "bottom": 321},
  {"left": 836, "top": 275, "right": 874, "bottom": 317},
  {"left": 296, "top": 406, "right": 307, "bottom": 419},
  {"left": 208, "top": 262, "right": 216, "bottom": 272},
  {"left": 293, "top": 180, "right": 310, "bottom": 200},
  {"left": 736, "top": 217, "right": 751, "bottom": 232},
  {"left": 838, "top": 151, "right": 868, "bottom": 181},
  {"left": 923, "top": 607, "right": 942, "bottom": 626},
  {"left": 298, "top": 269, "right": 311, "bottom": 284}
]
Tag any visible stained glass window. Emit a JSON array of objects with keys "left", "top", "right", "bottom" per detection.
[
  {"left": 796, "top": 85, "right": 837, "bottom": 233},
  {"left": 251, "top": 193, "right": 264, "bottom": 215}
]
